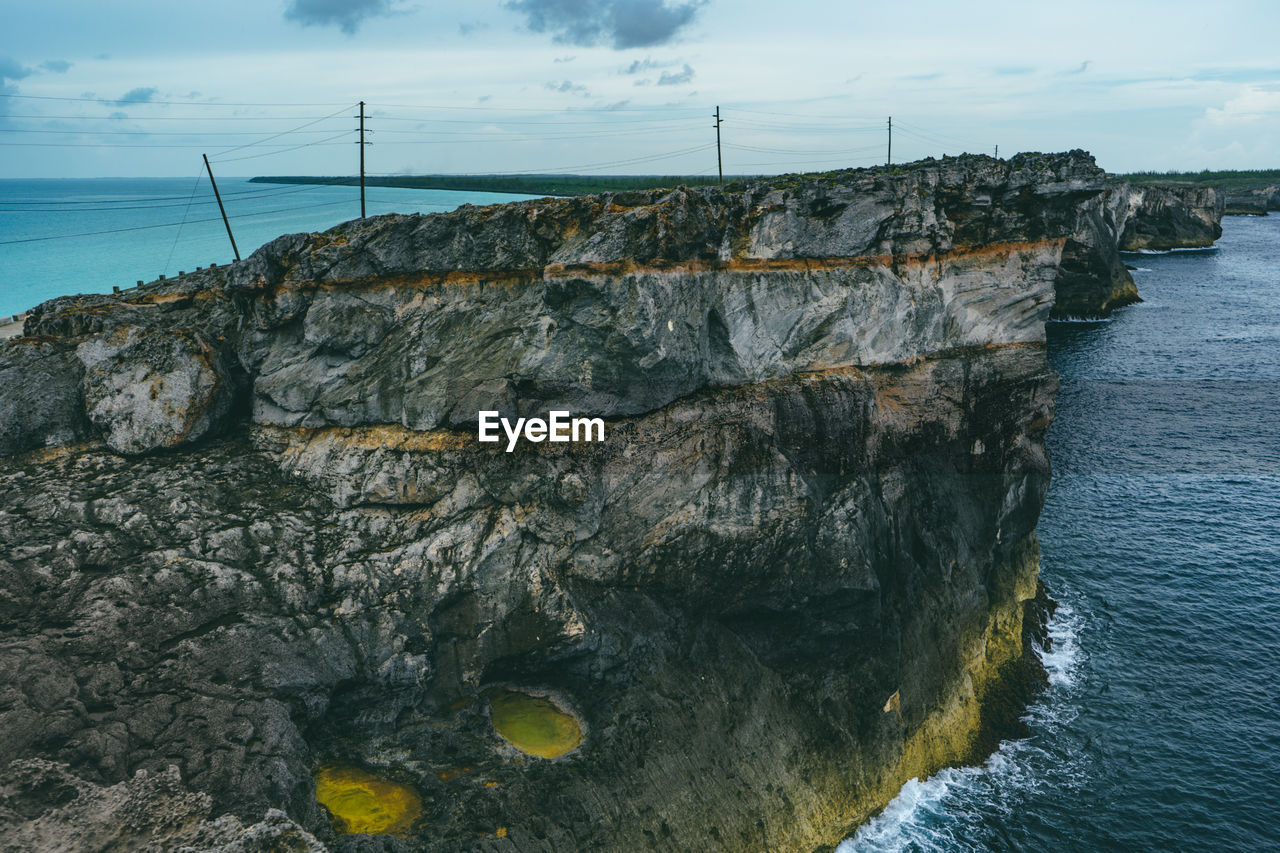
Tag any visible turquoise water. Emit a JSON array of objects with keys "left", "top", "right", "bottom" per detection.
[
  {"left": 0, "top": 178, "right": 543, "bottom": 317},
  {"left": 841, "top": 215, "right": 1280, "bottom": 850}
]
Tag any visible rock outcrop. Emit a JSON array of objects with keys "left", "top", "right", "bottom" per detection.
[
  {"left": 1223, "top": 185, "right": 1280, "bottom": 216},
  {"left": 0, "top": 152, "right": 1125, "bottom": 851},
  {"left": 1043, "top": 180, "right": 1227, "bottom": 318},
  {"left": 1108, "top": 182, "right": 1225, "bottom": 250},
  {"left": 1053, "top": 191, "right": 1138, "bottom": 318},
  {"left": 0, "top": 760, "right": 323, "bottom": 853},
  {"left": 0, "top": 339, "right": 93, "bottom": 457}
]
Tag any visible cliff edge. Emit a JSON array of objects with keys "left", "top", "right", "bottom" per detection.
[{"left": 0, "top": 152, "right": 1120, "bottom": 851}]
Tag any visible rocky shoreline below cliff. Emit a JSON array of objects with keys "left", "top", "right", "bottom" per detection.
[{"left": 0, "top": 152, "right": 1223, "bottom": 852}]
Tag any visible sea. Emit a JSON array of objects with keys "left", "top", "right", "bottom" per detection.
[
  {"left": 841, "top": 214, "right": 1280, "bottom": 851},
  {"left": 0, "top": 178, "right": 543, "bottom": 318},
  {"left": 4, "top": 181, "right": 1279, "bottom": 850}
]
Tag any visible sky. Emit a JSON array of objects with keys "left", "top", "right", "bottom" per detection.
[{"left": 1, "top": 0, "right": 1277, "bottom": 178}]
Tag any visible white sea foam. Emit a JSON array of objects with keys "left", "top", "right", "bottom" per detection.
[
  {"left": 1038, "top": 601, "right": 1083, "bottom": 689},
  {"left": 1124, "top": 246, "right": 1219, "bottom": 255},
  {"left": 1047, "top": 315, "right": 1112, "bottom": 324},
  {"left": 835, "top": 597, "right": 1085, "bottom": 852},
  {"left": 835, "top": 773, "right": 963, "bottom": 853}
]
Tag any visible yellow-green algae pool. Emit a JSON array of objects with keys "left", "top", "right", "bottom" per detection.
[
  {"left": 489, "top": 690, "right": 583, "bottom": 758},
  {"left": 313, "top": 764, "right": 423, "bottom": 836}
]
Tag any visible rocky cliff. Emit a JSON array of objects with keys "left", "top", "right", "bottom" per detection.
[
  {"left": 1, "top": 152, "right": 1106, "bottom": 852},
  {"left": 1223, "top": 185, "right": 1280, "bottom": 216},
  {"left": 1043, "top": 180, "right": 1226, "bottom": 318},
  {"left": 1108, "top": 182, "right": 1225, "bottom": 250}
]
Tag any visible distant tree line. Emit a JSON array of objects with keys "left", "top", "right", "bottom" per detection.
[
  {"left": 1119, "top": 168, "right": 1280, "bottom": 189},
  {"left": 249, "top": 174, "right": 748, "bottom": 197}
]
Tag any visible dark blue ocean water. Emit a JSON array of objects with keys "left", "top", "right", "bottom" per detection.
[
  {"left": 841, "top": 215, "right": 1280, "bottom": 851},
  {"left": 0, "top": 178, "right": 542, "bottom": 317}
]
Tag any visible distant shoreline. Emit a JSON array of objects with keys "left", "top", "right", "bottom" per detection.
[{"left": 249, "top": 173, "right": 743, "bottom": 197}]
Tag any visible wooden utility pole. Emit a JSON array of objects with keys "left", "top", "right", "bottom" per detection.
[
  {"left": 887, "top": 116, "right": 892, "bottom": 166},
  {"left": 359, "top": 101, "right": 367, "bottom": 218},
  {"left": 995, "top": 145, "right": 999, "bottom": 159},
  {"left": 202, "top": 154, "right": 239, "bottom": 261},
  {"left": 714, "top": 106, "right": 723, "bottom": 184}
]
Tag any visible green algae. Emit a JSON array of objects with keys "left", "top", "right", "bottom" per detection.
[
  {"left": 314, "top": 764, "right": 423, "bottom": 836},
  {"left": 488, "top": 690, "right": 583, "bottom": 758}
]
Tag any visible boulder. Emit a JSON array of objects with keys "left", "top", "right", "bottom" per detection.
[{"left": 77, "top": 325, "right": 233, "bottom": 455}]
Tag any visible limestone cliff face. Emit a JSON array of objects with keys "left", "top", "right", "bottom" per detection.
[
  {"left": 2, "top": 153, "right": 1092, "bottom": 852},
  {"left": 1109, "top": 182, "right": 1225, "bottom": 250},
  {"left": 1049, "top": 181, "right": 1227, "bottom": 318},
  {"left": 1223, "top": 185, "right": 1280, "bottom": 216},
  {"left": 1052, "top": 188, "right": 1139, "bottom": 318}
]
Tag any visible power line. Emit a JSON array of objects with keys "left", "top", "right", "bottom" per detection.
[
  {"left": 0, "top": 197, "right": 364, "bottom": 246},
  {"left": 6, "top": 94, "right": 354, "bottom": 106},
  {"left": 207, "top": 104, "right": 355, "bottom": 158},
  {"left": 368, "top": 100, "right": 707, "bottom": 114},
  {"left": 209, "top": 130, "right": 357, "bottom": 163},
  {"left": 0, "top": 182, "right": 339, "bottom": 206},
  {"left": 368, "top": 112, "right": 705, "bottom": 127},
  {"left": 0, "top": 184, "right": 335, "bottom": 212},
  {"left": 0, "top": 127, "right": 350, "bottom": 137},
  {"left": 164, "top": 172, "right": 203, "bottom": 274},
  {"left": 3, "top": 113, "right": 357, "bottom": 121},
  {"left": 357, "top": 128, "right": 705, "bottom": 145},
  {"left": 725, "top": 106, "right": 889, "bottom": 121},
  {"left": 891, "top": 120, "right": 983, "bottom": 151},
  {"left": 368, "top": 142, "right": 716, "bottom": 177},
  {"left": 0, "top": 140, "right": 354, "bottom": 149},
  {"left": 724, "top": 141, "right": 884, "bottom": 156},
  {"left": 731, "top": 155, "right": 885, "bottom": 169}
]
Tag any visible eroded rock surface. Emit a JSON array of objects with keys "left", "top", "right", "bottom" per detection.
[
  {"left": 0, "top": 152, "right": 1170, "bottom": 851},
  {"left": 1223, "top": 185, "right": 1280, "bottom": 216},
  {"left": 1110, "top": 182, "right": 1225, "bottom": 250},
  {"left": 77, "top": 324, "right": 235, "bottom": 455},
  {"left": 0, "top": 759, "right": 323, "bottom": 853},
  {"left": 0, "top": 339, "right": 92, "bottom": 457},
  {"left": 0, "top": 351, "right": 1054, "bottom": 852}
]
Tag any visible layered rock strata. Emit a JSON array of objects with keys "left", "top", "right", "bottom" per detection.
[
  {"left": 1108, "top": 182, "right": 1225, "bottom": 251},
  {"left": 1, "top": 152, "right": 1097, "bottom": 851},
  {"left": 1223, "top": 185, "right": 1280, "bottom": 216}
]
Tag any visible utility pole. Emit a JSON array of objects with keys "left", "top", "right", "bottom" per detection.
[
  {"left": 995, "top": 144, "right": 999, "bottom": 159},
  {"left": 887, "top": 116, "right": 892, "bottom": 166},
  {"left": 714, "top": 106, "right": 723, "bottom": 184},
  {"left": 202, "top": 153, "right": 239, "bottom": 261},
  {"left": 358, "top": 101, "right": 367, "bottom": 218}
]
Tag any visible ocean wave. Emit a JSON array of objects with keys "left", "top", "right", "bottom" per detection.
[
  {"left": 1047, "top": 315, "right": 1112, "bottom": 324},
  {"left": 1122, "top": 246, "right": 1219, "bottom": 255},
  {"left": 835, "top": 599, "right": 1084, "bottom": 853}
]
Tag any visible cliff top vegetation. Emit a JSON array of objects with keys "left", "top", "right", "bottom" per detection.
[{"left": 1119, "top": 168, "right": 1280, "bottom": 189}]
